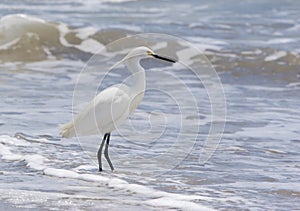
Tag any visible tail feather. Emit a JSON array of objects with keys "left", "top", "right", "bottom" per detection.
[{"left": 59, "top": 121, "right": 76, "bottom": 138}]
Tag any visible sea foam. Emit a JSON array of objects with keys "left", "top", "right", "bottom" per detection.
[{"left": 0, "top": 135, "right": 214, "bottom": 210}]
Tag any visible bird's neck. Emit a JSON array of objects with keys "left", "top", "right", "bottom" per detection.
[{"left": 125, "top": 58, "right": 146, "bottom": 96}]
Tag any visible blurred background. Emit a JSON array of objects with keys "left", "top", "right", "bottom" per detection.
[{"left": 0, "top": 0, "right": 299, "bottom": 210}]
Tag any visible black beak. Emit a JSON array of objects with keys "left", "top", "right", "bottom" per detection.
[{"left": 152, "top": 54, "right": 176, "bottom": 63}]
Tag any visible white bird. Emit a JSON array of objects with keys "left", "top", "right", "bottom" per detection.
[{"left": 60, "top": 46, "right": 176, "bottom": 171}]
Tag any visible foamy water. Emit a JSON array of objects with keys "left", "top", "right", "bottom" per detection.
[{"left": 1, "top": 0, "right": 300, "bottom": 210}]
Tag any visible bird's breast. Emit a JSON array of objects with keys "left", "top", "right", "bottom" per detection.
[{"left": 129, "top": 91, "right": 145, "bottom": 114}]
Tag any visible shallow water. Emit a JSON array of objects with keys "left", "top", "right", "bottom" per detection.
[{"left": 1, "top": 0, "right": 300, "bottom": 210}]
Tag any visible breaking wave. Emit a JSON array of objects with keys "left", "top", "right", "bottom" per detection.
[
  {"left": 1, "top": 14, "right": 299, "bottom": 84},
  {"left": 0, "top": 14, "right": 132, "bottom": 62}
]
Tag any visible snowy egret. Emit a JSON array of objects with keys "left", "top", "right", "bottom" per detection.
[{"left": 60, "top": 46, "right": 176, "bottom": 171}]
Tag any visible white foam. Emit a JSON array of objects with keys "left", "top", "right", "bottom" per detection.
[
  {"left": 44, "top": 168, "right": 79, "bottom": 179},
  {"left": 146, "top": 197, "right": 214, "bottom": 211},
  {"left": 76, "top": 38, "right": 105, "bottom": 54},
  {"left": 23, "top": 154, "right": 47, "bottom": 171},
  {"left": 109, "top": 23, "right": 142, "bottom": 32},
  {"left": 265, "top": 51, "right": 287, "bottom": 61},
  {"left": 287, "top": 82, "right": 300, "bottom": 88},
  {"left": 0, "top": 135, "right": 213, "bottom": 210},
  {"left": 43, "top": 168, "right": 110, "bottom": 183},
  {"left": 57, "top": 23, "right": 104, "bottom": 54},
  {"left": 78, "top": 173, "right": 110, "bottom": 182},
  {"left": 237, "top": 84, "right": 287, "bottom": 92},
  {"left": 73, "top": 164, "right": 96, "bottom": 171},
  {"left": 0, "top": 135, "right": 30, "bottom": 146},
  {"left": 0, "top": 188, "right": 112, "bottom": 208},
  {"left": 265, "top": 149, "right": 287, "bottom": 154},
  {"left": 186, "top": 36, "right": 227, "bottom": 51},
  {"left": 0, "top": 144, "right": 23, "bottom": 161},
  {"left": 241, "top": 49, "right": 262, "bottom": 55},
  {"left": 57, "top": 23, "right": 73, "bottom": 47},
  {"left": 0, "top": 189, "right": 63, "bottom": 206},
  {"left": 42, "top": 167, "right": 213, "bottom": 210},
  {"left": 74, "top": 27, "right": 99, "bottom": 40},
  {"left": 0, "top": 135, "right": 30, "bottom": 161},
  {"left": 266, "top": 38, "right": 296, "bottom": 44},
  {"left": 0, "top": 138, "right": 49, "bottom": 169}
]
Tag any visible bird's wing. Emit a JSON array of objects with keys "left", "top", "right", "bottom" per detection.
[{"left": 72, "top": 84, "right": 130, "bottom": 136}]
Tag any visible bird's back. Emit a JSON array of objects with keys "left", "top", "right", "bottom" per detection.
[{"left": 60, "top": 84, "right": 131, "bottom": 137}]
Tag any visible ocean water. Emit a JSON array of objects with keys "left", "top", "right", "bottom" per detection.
[{"left": 0, "top": 0, "right": 300, "bottom": 210}]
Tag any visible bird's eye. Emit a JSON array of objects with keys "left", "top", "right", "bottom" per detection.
[{"left": 147, "top": 51, "right": 153, "bottom": 55}]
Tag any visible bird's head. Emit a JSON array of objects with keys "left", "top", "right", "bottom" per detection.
[
  {"left": 110, "top": 46, "right": 176, "bottom": 70},
  {"left": 125, "top": 46, "right": 176, "bottom": 63}
]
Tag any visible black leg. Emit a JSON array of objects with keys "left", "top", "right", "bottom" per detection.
[
  {"left": 104, "top": 133, "right": 114, "bottom": 171},
  {"left": 97, "top": 133, "right": 108, "bottom": 172}
]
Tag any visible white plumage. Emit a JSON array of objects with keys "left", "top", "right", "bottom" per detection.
[
  {"left": 60, "top": 84, "right": 130, "bottom": 137},
  {"left": 59, "top": 46, "right": 176, "bottom": 171}
]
